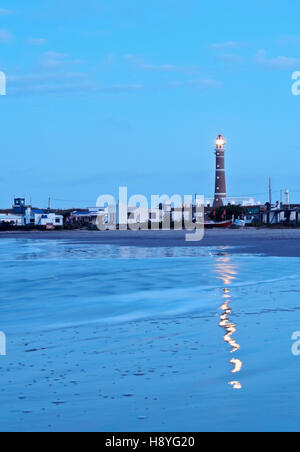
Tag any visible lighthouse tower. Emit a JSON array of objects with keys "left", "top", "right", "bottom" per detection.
[{"left": 213, "top": 134, "right": 227, "bottom": 208}]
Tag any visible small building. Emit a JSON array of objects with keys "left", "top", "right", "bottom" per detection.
[
  {"left": 70, "top": 207, "right": 112, "bottom": 228},
  {"left": 206, "top": 197, "right": 257, "bottom": 207},
  {"left": 23, "top": 207, "right": 63, "bottom": 228},
  {"left": 243, "top": 205, "right": 265, "bottom": 224},
  {"left": 0, "top": 213, "right": 25, "bottom": 226},
  {"left": 34, "top": 211, "right": 63, "bottom": 228},
  {"left": 0, "top": 198, "right": 27, "bottom": 226}
]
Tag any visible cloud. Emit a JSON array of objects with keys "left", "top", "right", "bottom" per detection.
[
  {"left": 39, "top": 52, "right": 69, "bottom": 69},
  {"left": 164, "top": 78, "right": 222, "bottom": 89},
  {"left": 0, "top": 9, "right": 13, "bottom": 16},
  {"left": 186, "top": 78, "right": 222, "bottom": 88},
  {"left": 256, "top": 50, "right": 300, "bottom": 69},
  {"left": 124, "top": 54, "right": 199, "bottom": 73},
  {"left": 98, "top": 117, "right": 132, "bottom": 133},
  {"left": 105, "top": 54, "right": 115, "bottom": 66},
  {"left": 0, "top": 29, "right": 13, "bottom": 43},
  {"left": 38, "top": 52, "right": 83, "bottom": 70},
  {"left": 6, "top": 73, "right": 142, "bottom": 96},
  {"left": 5, "top": 61, "right": 220, "bottom": 97},
  {"left": 99, "top": 79, "right": 221, "bottom": 94},
  {"left": 101, "top": 84, "right": 143, "bottom": 93},
  {"left": 39, "top": 52, "right": 82, "bottom": 70},
  {"left": 7, "top": 72, "right": 96, "bottom": 95},
  {"left": 210, "top": 41, "right": 247, "bottom": 49},
  {"left": 27, "top": 38, "right": 48, "bottom": 46},
  {"left": 217, "top": 53, "right": 244, "bottom": 64},
  {"left": 277, "top": 35, "right": 300, "bottom": 45},
  {"left": 84, "top": 30, "right": 108, "bottom": 37}
]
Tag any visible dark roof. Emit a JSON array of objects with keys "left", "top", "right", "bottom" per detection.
[
  {"left": 0, "top": 209, "right": 14, "bottom": 214},
  {"left": 72, "top": 211, "right": 91, "bottom": 215},
  {"left": 32, "top": 209, "right": 45, "bottom": 214}
]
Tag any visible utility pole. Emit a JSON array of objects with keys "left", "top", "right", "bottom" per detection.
[
  {"left": 48, "top": 197, "right": 51, "bottom": 211},
  {"left": 269, "top": 177, "right": 272, "bottom": 206}
]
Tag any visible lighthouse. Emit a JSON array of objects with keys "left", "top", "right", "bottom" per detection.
[{"left": 213, "top": 134, "right": 227, "bottom": 208}]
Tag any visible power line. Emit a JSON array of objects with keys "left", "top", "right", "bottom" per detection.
[
  {"left": 52, "top": 198, "right": 98, "bottom": 204},
  {"left": 51, "top": 190, "right": 300, "bottom": 205},
  {"left": 203, "top": 192, "right": 268, "bottom": 198}
]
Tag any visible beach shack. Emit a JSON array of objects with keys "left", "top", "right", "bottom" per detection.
[
  {"left": 70, "top": 207, "right": 111, "bottom": 228},
  {"left": 262, "top": 203, "right": 300, "bottom": 225},
  {"left": 0, "top": 213, "right": 25, "bottom": 226}
]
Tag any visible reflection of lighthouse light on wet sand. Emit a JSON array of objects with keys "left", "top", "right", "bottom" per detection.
[
  {"left": 215, "top": 256, "right": 243, "bottom": 390},
  {"left": 213, "top": 134, "right": 227, "bottom": 208}
]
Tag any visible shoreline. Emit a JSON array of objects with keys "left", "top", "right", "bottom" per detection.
[{"left": 0, "top": 228, "right": 300, "bottom": 257}]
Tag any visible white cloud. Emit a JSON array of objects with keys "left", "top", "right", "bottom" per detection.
[
  {"left": 39, "top": 52, "right": 68, "bottom": 68},
  {"left": 210, "top": 41, "right": 247, "bottom": 49},
  {"left": 217, "top": 53, "right": 244, "bottom": 64},
  {"left": 102, "top": 84, "right": 143, "bottom": 93},
  {"left": 6, "top": 73, "right": 144, "bottom": 96},
  {"left": 124, "top": 54, "right": 198, "bottom": 72},
  {"left": 256, "top": 50, "right": 300, "bottom": 69},
  {"left": 38, "top": 52, "right": 83, "bottom": 69},
  {"left": 187, "top": 78, "right": 222, "bottom": 88},
  {"left": 277, "top": 35, "right": 300, "bottom": 45},
  {"left": 164, "top": 78, "right": 222, "bottom": 89},
  {"left": 0, "top": 29, "right": 13, "bottom": 43},
  {"left": 84, "top": 30, "right": 108, "bottom": 37},
  {"left": 27, "top": 38, "right": 48, "bottom": 46},
  {"left": 7, "top": 72, "right": 96, "bottom": 95},
  {"left": 0, "top": 9, "right": 13, "bottom": 16}
]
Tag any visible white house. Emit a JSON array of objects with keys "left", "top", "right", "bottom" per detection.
[{"left": 34, "top": 212, "right": 63, "bottom": 228}]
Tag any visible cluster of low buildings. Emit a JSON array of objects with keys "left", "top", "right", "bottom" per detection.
[
  {"left": 1, "top": 197, "right": 300, "bottom": 230},
  {"left": 68, "top": 204, "right": 202, "bottom": 229},
  {"left": 68, "top": 200, "right": 300, "bottom": 228},
  {"left": 0, "top": 198, "right": 63, "bottom": 230}
]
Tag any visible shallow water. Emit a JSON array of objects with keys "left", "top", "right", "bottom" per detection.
[{"left": 0, "top": 239, "right": 300, "bottom": 431}]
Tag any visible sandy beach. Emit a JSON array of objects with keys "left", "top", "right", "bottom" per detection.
[
  {"left": 0, "top": 231, "right": 300, "bottom": 432},
  {"left": 1, "top": 228, "right": 300, "bottom": 257}
]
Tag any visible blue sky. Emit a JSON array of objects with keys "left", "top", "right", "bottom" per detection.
[{"left": 1, "top": 0, "right": 300, "bottom": 208}]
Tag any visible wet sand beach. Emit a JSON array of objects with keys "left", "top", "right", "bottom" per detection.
[
  {"left": 1, "top": 228, "right": 300, "bottom": 257},
  {"left": 0, "top": 232, "right": 300, "bottom": 431}
]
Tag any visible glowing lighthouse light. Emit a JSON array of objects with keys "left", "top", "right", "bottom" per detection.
[{"left": 216, "top": 135, "right": 225, "bottom": 149}]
